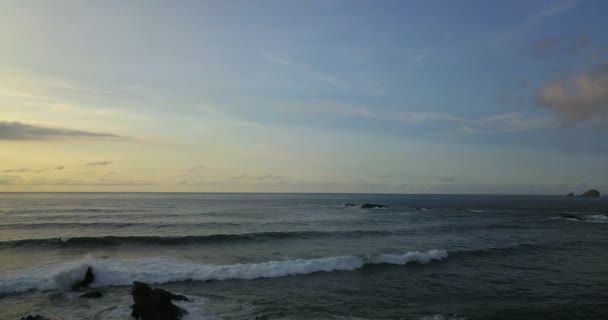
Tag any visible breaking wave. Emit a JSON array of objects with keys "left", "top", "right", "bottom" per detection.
[
  {"left": 552, "top": 214, "right": 608, "bottom": 223},
  {"left": 0, "top": 250, "right": 448, "bottom": 294}
]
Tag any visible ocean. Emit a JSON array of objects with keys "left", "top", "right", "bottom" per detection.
[{"left": 0, "top": 193, "right": 607, "bottom": 320}]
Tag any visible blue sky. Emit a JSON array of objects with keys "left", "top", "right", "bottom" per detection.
[{"left": 1, "top": 0, "right": 607, "bottom": 193}]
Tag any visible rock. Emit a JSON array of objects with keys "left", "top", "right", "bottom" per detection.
[
  {"left": 361, "top": 203, "right": 388, "bottom": 209},
  {"left": 71, "top": 266, "right": 94, "bottom": 290},
  {"left": 561, "top": 214, "right": 584, "bottom": 221},
  {"left": 153, "top": 288, "right": 191, "bottom": 302},
  {"left": 79, "top": 291, "right": 103, "bottom": 298},
  {"left": 20, "top": 316, "right": 50, "bottom": 320},
  {"left": 416, "top": 207, "right": 431, "bottom": 211},
  {"left": 580, "top": 189, "right": 600, "bottom": 198},
  {"left": 343, "top": 203, "right": 357, "bottom": 208},
  {"left": 566, "top": 192, "right": 574, "bottom": 197},
  {"left": 131, "top": 281, "right": 188, "bottom": 320}
]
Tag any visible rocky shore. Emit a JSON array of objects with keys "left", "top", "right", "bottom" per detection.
[{"left": 21, "top": 268, "right": 191, "bottom": 320}]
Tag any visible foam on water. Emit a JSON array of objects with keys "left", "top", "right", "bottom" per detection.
[
  {"left": 0, "top": 250, "right": 448, "bottom": 294},
  {"left": 552, "top": 214, "right": 608, "bottom": 223}
]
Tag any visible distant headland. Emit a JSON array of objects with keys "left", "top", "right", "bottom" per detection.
[{"left": 567, "top": 189, "right": 601, "bottom": 198}]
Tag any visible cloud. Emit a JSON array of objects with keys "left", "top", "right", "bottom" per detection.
[
  {"left": 536, "top": 63, "right": 608, "bottom": 124},
  {"left": 1, "top": 168, "right": 31, "bottom": 173},
  {"left": 86, "top": 161, "right": 114, "bottom": 166},
  {"left": 34, "top": 165, "right": 65, "bottom": 173},
  {"left": 187, "top": 165, "right": 205, "bottom": 173},
  {"left": 94, "top": 178, "right": 154, "bottom": 186},
  {"left": 0, "top": 121, "right": 123, "bottom": 140},
  {"left": 0, "top": 175, "right": 23, "bottom": 185},
  {"left": 526, "top": 35, "right": 589, "bottom": 59}
]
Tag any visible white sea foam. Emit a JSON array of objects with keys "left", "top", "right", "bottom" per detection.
[
  {"left": 552, "top": 214, "right": 608, "bottom": 223},
  {"left": 0, "top": 250, "right": 448, "bottom": 294},
  {"left": 587, "top": 214, "right": 608, "bottom": 222}
]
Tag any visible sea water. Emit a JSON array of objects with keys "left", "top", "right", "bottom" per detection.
[{"left": 0, "top": 193, "right": 607, "bottom": 319}]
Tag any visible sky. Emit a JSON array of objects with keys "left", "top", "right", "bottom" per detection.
[{"left": 1, "top": 0, "right": 607, "bottom": 194}]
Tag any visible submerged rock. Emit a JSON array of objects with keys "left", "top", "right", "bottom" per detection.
[
  {"left": 580, "top": 189, "right": 600, "bottom": 198},
  {"left": 361, "top": 203, "right": 388, "bottom": 209},
  {"left": 79, "top": 291, "right": 103, "bottom": 298},
  {"left": 131, "top": 281, "right": 188, "bottom": 320},
  {"left": 20, "top": 316, "right": 50, "bottom": 320},
  {"left": 71, "top": 266, "right": 94, "bottom": 290},
  {"left": 343, "top": 203, "right": 357, "bottom": 208}
]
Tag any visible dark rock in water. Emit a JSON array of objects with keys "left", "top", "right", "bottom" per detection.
[
  {"left": 80, "top": 291, "right": 103, "bottom": 298},
  {"left": 416, "top": 207, "right": 431, "bottom": 211},
  {"left": 71, "top": 266, "right": 94, "bottom": 290},
  {"left": 580, "top": 189, "right": 600, "bottom": 198},
  {"left": 343, "top": 203, "right": 357, "bottom": 208},
  {"left": 153, "top": 288, "right": 191, "bottom": 302},
  {"left": 361, "top": 203, "right": 388, "bottom": 209},
  {"left": 131, "top": 281, "right": 188, "bottom": 320},
  {"left": 566, "top": 192, "right": 574, "bottom": 197},
  {"left": 562, "top": 214, "right": 584, "bottom": 221},
  {"left": 20, "top": 316, "right": 50, "bottom": 320}
]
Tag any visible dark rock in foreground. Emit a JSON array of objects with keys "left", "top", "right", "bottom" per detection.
[
  {"left": 580, "top": 189, "right": 600, "bottom": 198},
  {"left": 71, "top": 266, "right": 94, "bottom": 290},
  {"left": 80, "top": 291, "right": 103, "bottom": 298},
  {"left": 361, "top": 203, "right": 388, "bottom": 209},
  {"left": 131, "top": 281, "right": 188, "bottom": 320},
  {"left": 20, "top": 316, "right": 50, "bottom": 320}
]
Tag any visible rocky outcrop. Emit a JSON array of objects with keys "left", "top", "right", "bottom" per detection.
[
  {"left": 20, "top": 316, "right": 50, "bottom": 320},
  {"left": 566, "top": 192, "right": 574, "bottom": 197},
  {"left": 71, "top": 266, "right": 94, "bottom": 290},
  {"left": 580, "top": 189, "right": 600, "bottom": 198},
  {"left": 79, "top": 291, "right": 103, "bottom": 298},
  {"left": 343, "top": 203, "right": 357, "bottom": 208},
  {"left": 361, "top": 203, "right": 388, "bottom": 209},
  {"left": 131, "top": 281, "right": 188, "bottom": 320}
]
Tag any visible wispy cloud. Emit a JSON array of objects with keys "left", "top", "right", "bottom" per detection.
[
  {"left": 261, "top": 51, "right": 385, "bottom": 94},
  {"left": 1, "top": 168, "right": 31, "bottom": 173},
  {"left": 0, "top": 121, "right": 122, "bottom": 141},
  {"left": 34, "top": 165, "right": 65, "bottom": 173},
  {"left": 523, "top": 0, "right": 580, "bottom": 29},
  {"left": 304, "top": 100, "right": 556, "bottom": 133},
  {"left": 536, "top": 63, "right": 608, "bottom": 124},
  {"left": 525, "top": 35, "right": 589, "bottom": 59},
  {"left": 86, "top": 161, "right": 114, "bottom": 166},
  {"left": 187, "top": 165, "right": 205, "bottom": 173}
]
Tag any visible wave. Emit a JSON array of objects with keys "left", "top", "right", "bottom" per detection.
[
  {"left": 0, "top": 221, "right": 240, "bottom": 230},
  {"left": 552, "top": 214, "right": 608, "bottom": 223},
  {"left": 0, "top": 250, "right": 448, "bottom": 294},
  {"left": 0, "top": 230, "right": 399, "bottom": 248}
]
